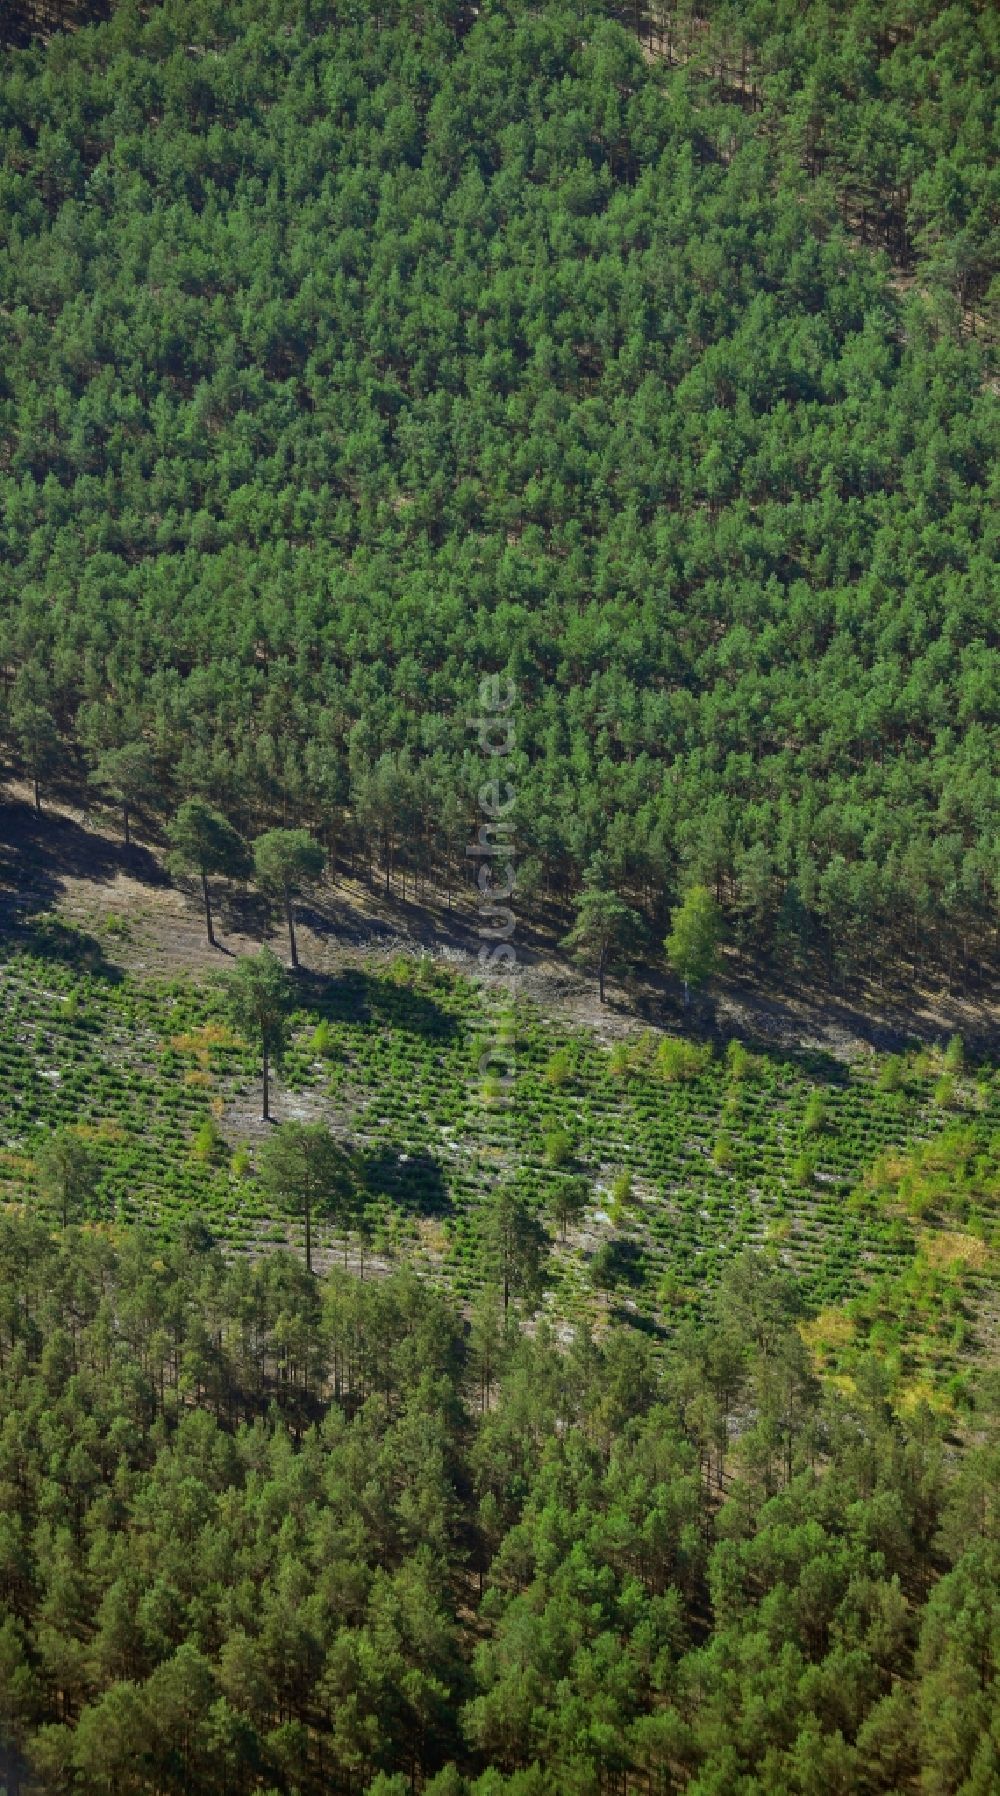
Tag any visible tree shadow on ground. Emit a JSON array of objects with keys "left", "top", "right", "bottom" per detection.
[
  {"left": 216, "top": 885, "right": 273, "bottom": 939},
  {"left": 0, "top": 796, "right": 168, "bottom": 891},
  {"left": 360, "top": 1145, "right": 450, "bottom": 1216},
  {"left": 611, "top": 1304, "right": 668, "bottom": 1340},
  {"left": 299, "top": 967, "right": 459, "bottom": 1044},
  {"left": 296, "top": 897, "right": 341, "bottom": 942},
  {"left": 589, "top": 1234, "right": 647, "bottom": 1291},
  {"left": 732, "top": 1038, "right": 853, "bottom": 1090},
  {"left": 1, "top": 912, "right": 123, "bottom": 983},
  {"left": 0, "top": 797, "right": 165, "bottom": 968}
]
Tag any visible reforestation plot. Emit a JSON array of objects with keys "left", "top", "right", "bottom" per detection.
[{"left": 0, "top": 938, "right": 994, "bottom": 1408}]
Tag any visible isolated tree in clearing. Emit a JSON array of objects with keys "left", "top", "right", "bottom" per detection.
[
  {"left": 256, "top": 1121, "right": 356, "bottom": 1274},
  {"left": 225, "top": 948, "right": 291, "bottom": 1122},
  {"left": 665, "top": 884, "right": 723, "bottom": 1005},
  {"left": 35, "top": 1128, "right": 98, "bottom": 1229},
  {"left": 253, "top": 828, "right": 325, "bottom": 969},
  {"left": 482, "top": 1184, "right": 547, "bottom": 1316},
  {"left": 167, "top": 799, "right": 250, "bottom": 946},
  {"left": 551, "top": 1173, "right": 588, "bottom": 1242}
]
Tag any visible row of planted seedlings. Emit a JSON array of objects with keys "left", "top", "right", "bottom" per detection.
[
  {"left": 443, "top": 995, "right": 538, "bottom": 1299},
  {"left": 288, "top": 988, "right": 940, "bottom": 1327},
  {"left": 439, "top": 1002, "right": 592, "bottom": 1305},
  {"left": 0, "top": 954, "right": 330, "bottom": 1243},
  {"left": 718, "top": 1053, "right": 932, "bottom": 1296},
  {"left": 0, "top": 960, "right": 194, "bottom": 1230},
  {"left": 786, "top": 1048, "right": 991, "bottom": 1321},
  {"left": 0, "top": 958, "right": 843, "bottom": 1291},
  {"left": 283, "top": 959, "right": 488, "bottom": 1270},
  {"left": 612, "top": 1043, "right": 784, "bottom": 1301},
  {"left": 501, "top": 1026, "right": 718, "bottom": 1321},
  {"left": 199, "top": 987, "right": 992, "bottom": 1343},
  {"left": 578, "top": 1036, "right": 924, "bottom": 1317},
  {"left": 477, "top": 1025, "right": 727, "bottom": 1317},
  {"left": 140, "top": 976, "right": 268, "bottom": 1243},
  {"left": 3, "top": 945, "right": 992, "bottom": 1344},
  {"left": 783, "top": 1058, "right": 981, "bottom": 1303}
]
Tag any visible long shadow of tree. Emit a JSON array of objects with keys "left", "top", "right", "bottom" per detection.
[
  {"left": 300, "top": 968, "right": 459, "bottom": 1044},
  {"left": 1, "top": 796, "right": 167, "bottom": 891},
  {"left": 612, "top": 1305, "right": 668, "bottom": 1340},
  {"left": 748, "top": 1040, "right": 853, "bottom": 1089},
  {"left": 360, "top": 1146, "right": 450, "bottom": 1217},
  {"left": 590, "top": 1234, "right": 646, "bottom": 1292},
  {"left": 4, "top": 913, "right": 123, "bottom": 983},
  {"left": 204, "top": 878, "right": 271, "bottom": 938},
  {"left": 0, "top": 795, "right": 162, "bottom": 976}
]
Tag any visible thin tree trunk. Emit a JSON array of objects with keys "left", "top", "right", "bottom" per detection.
[
  {"left": 284, "top": 881, "right": 298, "bottom": 968},
  {"left": 33, "top": 774, "right": 40, "bottom": 813},
  {"left": 262, "top": 1041, "right": 270, "bottom": 1122},
  {"left": 123, "top": 803, "right": 131, "bottom": 846},
  {"left": 201, "top": 866, "right": 215, "bottom": 946},
  {"left": 304, "top": 1197, "right": 312, "bottom": 1274}
]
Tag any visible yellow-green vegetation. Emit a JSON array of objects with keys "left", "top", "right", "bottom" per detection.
[
  {"left": 1, "top": 928, "right": 995, "bottom": 1413},
  {"left": 0, "top": 1, "right": 996, "bottom": 1791}
]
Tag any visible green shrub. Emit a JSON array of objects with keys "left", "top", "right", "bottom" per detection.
[
  {"left": 607, "top": 1042, "right": 632, "bottom": 1080},
  {"left": 803, "top": 1091, "right": 827, "bottom": 1135},
  {"left": 310, "top": 1019, "right": 339, "bottom": 1059},
  {"left": 544, "top": 1128, "right": 574, "bottom": 1169},
  {"left": 726, "top": 1040, "right": 758, "bottom": 1081},
  {"left": 934, "top": 1074, "right": 957, "bottom": 1110},
  {"left": 191, "top": 1118, "right": 225, "bottom": 1165},
  {"left": 657, "top": 1036, "right": 711, "bottom": 1082},
  {"left": 544, "top": 1047, "right": 573, "bottom": 1088},
  {"left": 657, "top": 1269, "right": 688, "bottom": 1309},
  {"left": 628, "top": 1031, "right": 658, "bottom": 1067},
  {"left": 877, "top": 1055, "right": 905, "bottom": 1092},
  {"left": 609, "top": 1169, "right": 635, "bottom": 1224}
]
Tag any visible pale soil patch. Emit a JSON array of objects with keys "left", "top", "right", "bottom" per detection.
[
  {"left": 2, "top": 781, "right": 996, "bottom": 1063},
  {"left": 919, "top": 1230, "right": 992, "bottom": 1273}
]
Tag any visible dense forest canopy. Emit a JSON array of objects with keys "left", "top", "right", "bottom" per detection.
[
  {"left": 0, "top": 8, "right": 998, "bottom": 1794},
  {"left": 640, "top": 0, "right": 998, "bottom": 316},
  {"left": 0, "top": 1216, "right": 997, "bottom": 1796},
  {"left": 0, "top": 0, "right": 997, "bottom": 982},
  {"left": 0, "top": 2, "right": 106, "bottom": 50}
]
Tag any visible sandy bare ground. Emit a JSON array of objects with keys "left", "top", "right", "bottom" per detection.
[{"left": 1, "top": 781, "right": 995, "bottom": 1061}]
